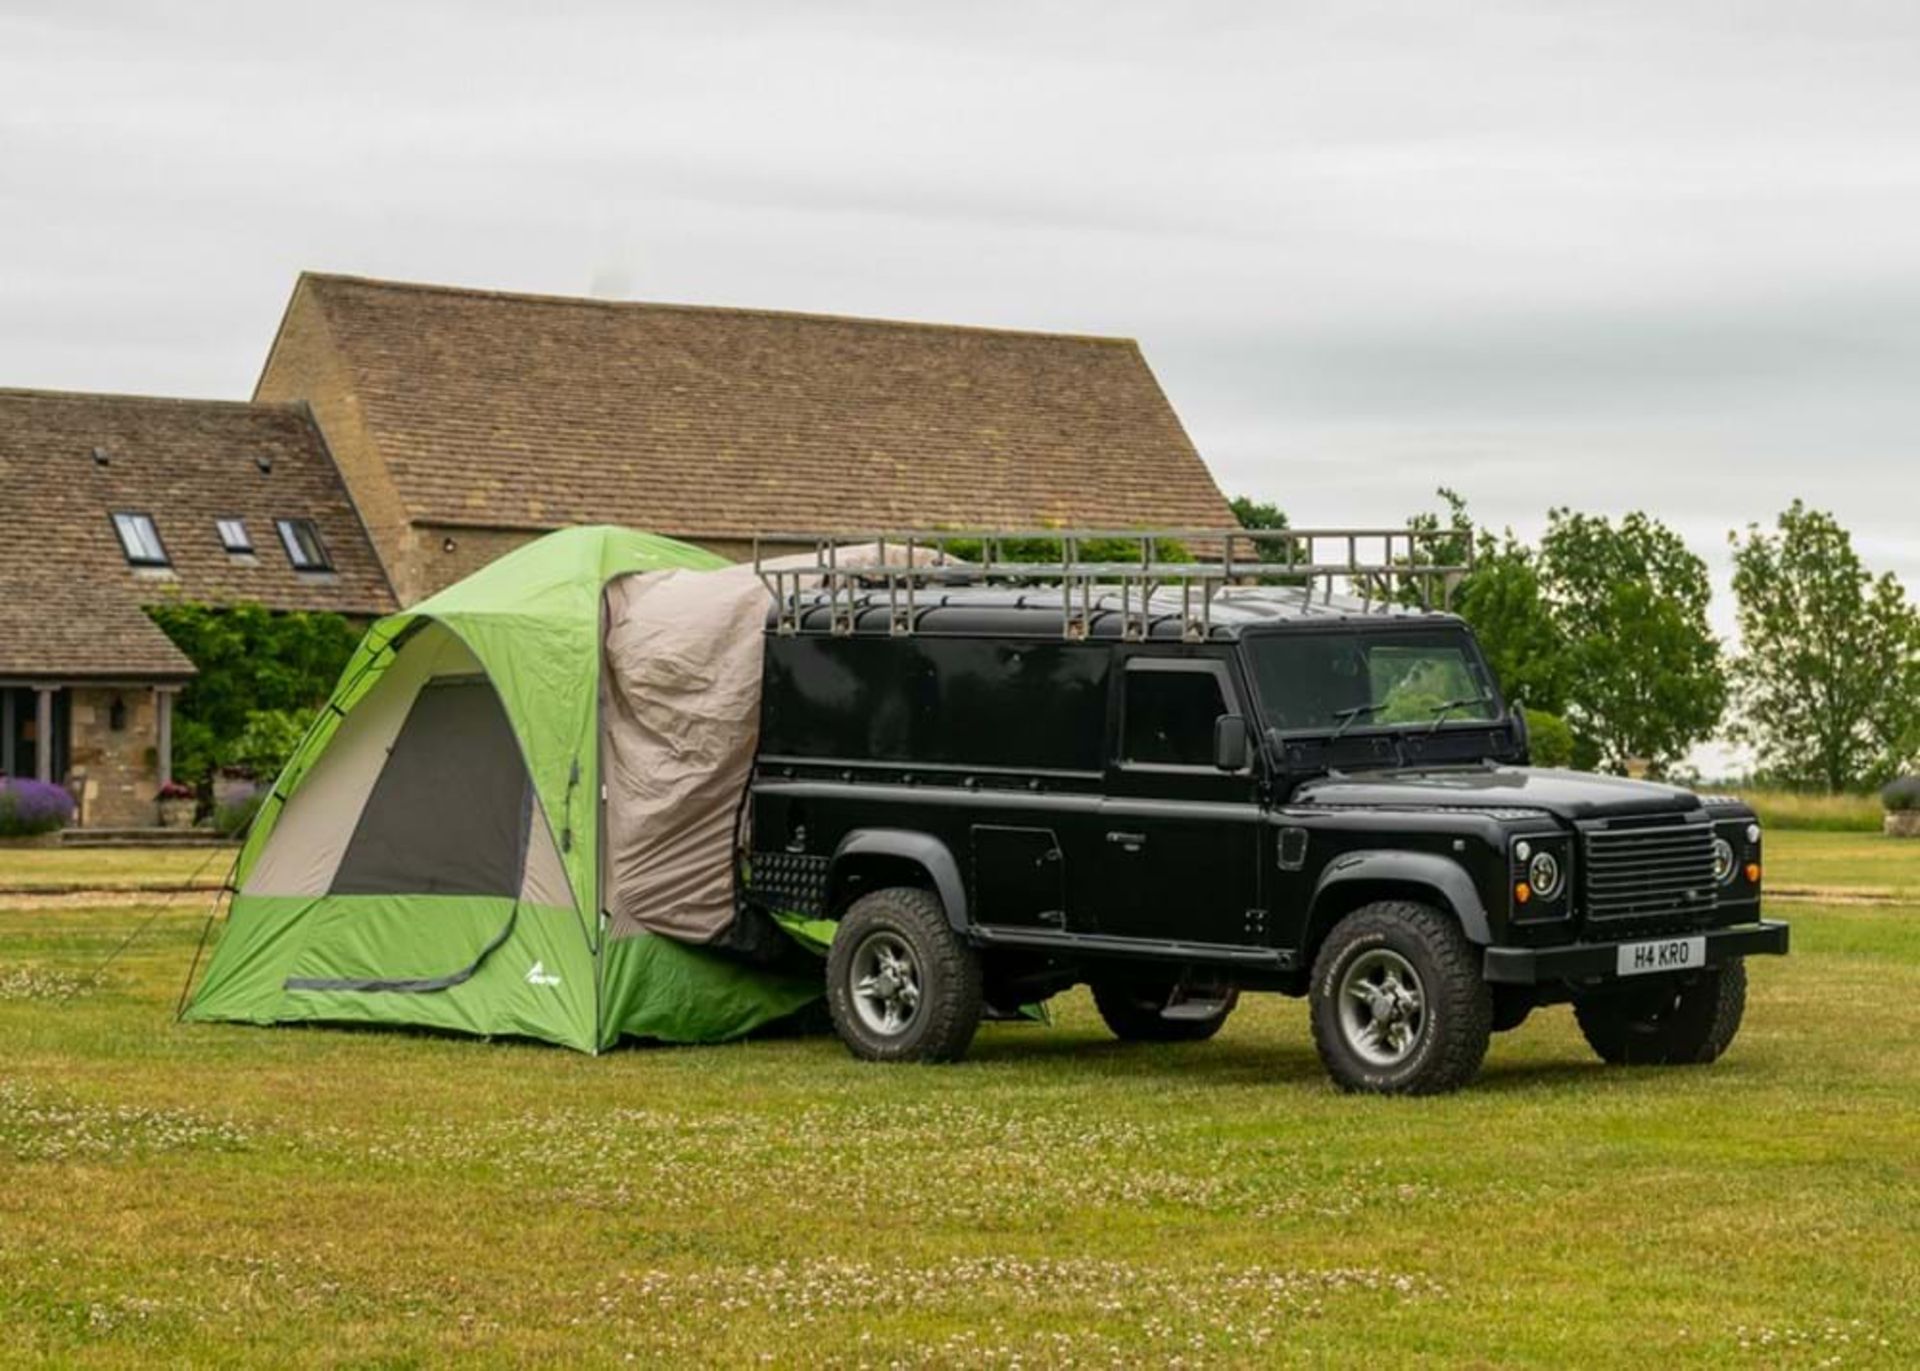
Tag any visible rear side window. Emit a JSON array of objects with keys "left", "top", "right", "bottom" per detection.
[
  {"left": 759, "top": 637, "right": 1110, "bottom": 772},
  {"left": 1122, "top": 666, "right": 1227, "bottom": 766}
]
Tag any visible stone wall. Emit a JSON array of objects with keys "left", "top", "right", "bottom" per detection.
[
  {"left": 407, "top": 524, "right": 770, "bottom": 601},
  {"left": 67, "top": 686, "right": 159, "bottom": 828},
  {"left": 254, "top": 283, "right": 412, "bottom": 600},
  {"left": 409, "top": 525, "right": 544, "bottom": 598}
]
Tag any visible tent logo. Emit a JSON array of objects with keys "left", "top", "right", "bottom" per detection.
[{"left": 525, "top": 961, "right": 562, "bottom": 988}]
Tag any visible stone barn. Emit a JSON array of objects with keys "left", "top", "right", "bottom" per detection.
[
  {"left": 0, "top": 390, "right": 394, "bottom": 826},
  {"left": 255, "top": 274, "right": 1234, "bottom": 602}
]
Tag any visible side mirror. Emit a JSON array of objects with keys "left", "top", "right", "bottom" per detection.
[
  {"left": 1213, "top": 714, "right": 1251, "bottom": 771},
  {"left": 1509, "top": 698, "right": 1532, "bottom": 763}
]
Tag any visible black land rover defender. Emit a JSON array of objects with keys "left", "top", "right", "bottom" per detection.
[{"left": 743, "top": 531, "right": 1788, "bottom": 1095}]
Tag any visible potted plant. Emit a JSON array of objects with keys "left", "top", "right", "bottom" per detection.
[
  {"left": 1884, "top": 777, "right": 1920, "bottom": 838},
  {"left": 0, "top": 777, "right": 76, "bottom": 847},
  {"left": 157, "top": 780, "right": 198, "bottom": 830}
]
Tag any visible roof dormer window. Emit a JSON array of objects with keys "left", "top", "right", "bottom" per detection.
[
  {"left": 216, "top": 518, "right": 253, "bottom": 554},
  {"left": 111, "top": 512, "right": 170, "bottom": 568},
  {"left": 277, "top": 518, "right": 332, "bottom": 572}
]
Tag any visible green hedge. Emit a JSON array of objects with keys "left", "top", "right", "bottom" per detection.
[{"left": 145, "top": 603, "right": 358, "bottom": 788}]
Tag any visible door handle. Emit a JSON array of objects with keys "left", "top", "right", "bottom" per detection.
[{"left": 1106, "top": 830, "right": 1147, "bottom": 851}]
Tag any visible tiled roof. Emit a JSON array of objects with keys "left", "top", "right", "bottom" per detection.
[
  {"left": 0, "top": 575, "right": 195, "bottom": 680},
  {"left": 0, "top": 389, "right": 396, "bottom": 679},
  {"left": 271, "top": 273, "right": 1234, "bottom": 537}
]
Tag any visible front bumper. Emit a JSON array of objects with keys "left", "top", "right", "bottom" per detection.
[{"left": 1482, "top": 919, "right": 1789, "bottom": 986}]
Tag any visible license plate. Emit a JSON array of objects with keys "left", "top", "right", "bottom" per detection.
[{"left": 1617, "top": 936, "right": 1707, "bottom": 976}]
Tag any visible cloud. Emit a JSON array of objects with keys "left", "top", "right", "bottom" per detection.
[{"left": 0, "top": 0, "right": 1914, "bottom": 621}]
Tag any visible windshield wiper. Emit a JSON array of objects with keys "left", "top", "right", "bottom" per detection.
[
  {"left": 1425, "top": 695, "right": 1491, "bottom": 735},
  {"left": 1329, "top": 701, "right": 1390, "bottom": 742}
]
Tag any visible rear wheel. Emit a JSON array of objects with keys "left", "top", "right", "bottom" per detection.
[
  {"left": 827, "top": 887, "right": 982, "bottom": 1063},
  {"left": 1090, "top": 979, "right": 1238, "bottom": 1043},
  {"left": 1309, "top": 901, "right": 1492, "bottom": 1095},
  {"left": 1573, "top": 960, "right": 1746, "bottom": 1065}
]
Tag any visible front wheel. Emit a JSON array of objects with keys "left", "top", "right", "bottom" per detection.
[
  {"left": 1573, "top": 960, "right": 1747, "bottom": 1065},
  {"left": 826, "top": 887, "right": 982, "bottom": 1063},
  {"left": 1309, "top": 901, "right": 1492, "bottom": 1095}
]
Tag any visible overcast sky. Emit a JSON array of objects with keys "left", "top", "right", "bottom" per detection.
[{"left": 5, "top": 1, "right": 1916, "bottom": 699}]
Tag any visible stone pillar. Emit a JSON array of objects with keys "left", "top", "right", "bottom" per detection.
[
  {"left": 156, "top": 688, "right": 173, "bottom": 787},
  {"left": 34, "top": 687, "right": 53, "bottom": 783}
]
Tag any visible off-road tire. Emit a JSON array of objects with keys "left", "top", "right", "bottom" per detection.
[
  {"left": 1090, "top": 980, "right": 1239, "bottom": 1043},
  {"left": 827, "top": 887, "right": 982, "bottom": 1064},
  {"left": 1309, "top": 901, "right": 1493, "bottom": 1095},
  {"left": 1573, "top": 959, "right": 1747, "bottom": 1066}
]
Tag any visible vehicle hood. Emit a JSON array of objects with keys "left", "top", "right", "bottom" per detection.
[{"left": 1291, "top": 766, "right": 1702, "bottom": 821}]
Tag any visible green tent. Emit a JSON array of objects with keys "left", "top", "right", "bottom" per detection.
[{"left": 184, "top": 526, "right": 821, "bottom": 1052}]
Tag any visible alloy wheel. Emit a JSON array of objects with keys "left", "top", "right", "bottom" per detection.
[
  {"left": 1337, "top": 947, "right": 1427, "bottom": 1067},
  {"left": 850, "top": 931, "right": 923, "bottom": 1037}
]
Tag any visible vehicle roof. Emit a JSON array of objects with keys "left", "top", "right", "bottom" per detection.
[{"left": 769, "top": 583, "right": 1463, "bottom": 641}]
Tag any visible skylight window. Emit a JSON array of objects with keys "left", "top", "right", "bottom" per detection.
[
  {"left": 216, "top": 518, "right": 253, "bottom": 554},
  {"left": 276, "top": 518, "right": 332, "bottom": 572},
  {"left": 111, "top": 512, "right": 170, "bottom": 568}
]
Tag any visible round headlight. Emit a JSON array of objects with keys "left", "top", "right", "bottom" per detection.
[
  {"left": 1712, "top": 837, "right": 1736, "bottom": 885},
  {"left": 1527, "top": 849, "right": 1563, "bottom": 900}
]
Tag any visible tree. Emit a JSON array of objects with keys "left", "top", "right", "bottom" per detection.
[
  {"left": 1228, "top": 496, "right": 1289, "bottom": 532},
  {"left": 1398, "top": 490, "right": 1572, "bottom": 716},
  {"left": 1456, "top": 530, "right": 1573, "bottom": 718},
  {"left": 1524, "top": 708, "right": 1577, "bottom": 768},
  {"left": 1401, "top": 487, "right": 1475, "bottom": 574},
  {"left": 1228, "top": 495, "right": 1307, "bottom": 578},
  {"left": 145, "top": 603, "right": 359, "bottom": 786},
  {"left": 1728, "top": 501, "right": 1920, "bottom": 791},
  {"left": 938, "top": 532, "right": 1189, "bottom": 565},
  {"left": 1538, "top": 510, "right": 1727, "bottom": 775}
]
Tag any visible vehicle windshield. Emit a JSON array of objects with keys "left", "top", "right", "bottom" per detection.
[{"left": 1246, "top": 628, "right": 1501, "bottom": 735}]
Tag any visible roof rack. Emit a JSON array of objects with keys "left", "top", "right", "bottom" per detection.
[{"left": 752, "top": 528, "right": 1474, "bottom": 641}]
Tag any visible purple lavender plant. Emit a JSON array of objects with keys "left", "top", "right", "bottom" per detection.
[{"left": 0, "top": 778, "right": 76, "bottom": 836}]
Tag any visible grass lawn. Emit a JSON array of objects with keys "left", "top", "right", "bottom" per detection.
[
  {"left": 1, "top": 835, "right": 1915, "bottom": 1366},
  {"left": 0, "top": 846, "right": 233, "bottom": 893},
  {"left": 1765, "top": 830, "right": 1920, "bottom": 901},
  {"left": 1734, "top": 790, "right": 1887, "bottom": 833}
]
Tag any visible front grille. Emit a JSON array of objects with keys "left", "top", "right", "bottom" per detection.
[{"left": 1581, "top": 815, "right": 1717, "bottom": 926}]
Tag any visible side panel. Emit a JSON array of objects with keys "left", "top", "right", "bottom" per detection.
[
  {"left": 752, "top": 781, "right": 1101, "bottom": 932},
  {"left": 970, "top": 825, "right": 1067, "bottom": 929},
  {"left": 753, "top": 632, "right": 1113, "bottom": 936}
]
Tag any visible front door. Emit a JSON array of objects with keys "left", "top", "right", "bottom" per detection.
[{"left": 1091, "top": 654, "right": 1264, "bottom": 946}]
